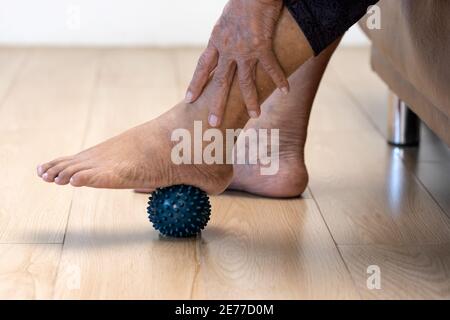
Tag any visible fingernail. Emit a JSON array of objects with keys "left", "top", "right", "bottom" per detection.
[
  {"left": 281, "top": 87, "right": 289, "bottom": 95},
  {"left": 249, "top": 111, "right": 259, "bottom": 119},
  {"left": 185, "top": 91, "right": 193, "bottom": 103},
  {"left": 208, "top": 114, "right": 219, "bottom": 127}
]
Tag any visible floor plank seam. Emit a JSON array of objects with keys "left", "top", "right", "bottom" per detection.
[
  {"left": 336, "top": 240, "right": 450, "bottom": 246},
  {"left": 329, "top": 63, "right": 388, "bottom": 140},
  {"left": 306, "top": 186, "right": 363, "bottom": 299},
  {"left": 61, "top": 196, "right": 75, "bottom": 246},
  {"left": 189, "top": 238, "right": 202, "bottom": 299},
  {"left": 405, "top": 163, "right": 450, "bottom": 220},
  {"left": 338, "top": 243, "right": 450, "bottom": 248},
  {"left": 328, "top": 54, "right": 450, "bottom": 242},
  {"left": 49, "top": 244, "right": 65, "bottom": 300}
]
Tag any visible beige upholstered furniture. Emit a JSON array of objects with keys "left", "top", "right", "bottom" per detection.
[{"left": 359, "top": 0, "right": 450, "bottom": 146}]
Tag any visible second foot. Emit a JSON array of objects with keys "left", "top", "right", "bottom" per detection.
[{"left": 229, "top": 152, "right": 309, "bottom": 198}]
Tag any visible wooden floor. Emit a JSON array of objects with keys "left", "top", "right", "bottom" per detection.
[{"left": 0, "top": 47, "right": 449, "bottom": 299}]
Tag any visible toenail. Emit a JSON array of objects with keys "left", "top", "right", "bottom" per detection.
[
  {"left": 42, "top": 173, "right": 49, "bottom": 180},
  {"left": 37, "top": 165, "right": 44, "bottom": 176},
  {"left": 55, "top": 177, "right": 61, "bottom": 183},
  {"left": 208, "top": 114, "right": 219, "bottom": 127}
]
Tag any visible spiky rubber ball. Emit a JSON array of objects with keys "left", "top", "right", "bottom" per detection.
[{"left": 147, "top": 185, "right": 211, "bottom": 238}]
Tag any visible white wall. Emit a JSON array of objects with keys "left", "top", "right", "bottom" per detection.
[{"left": 0, "top": 0, "right": 369, "bottom": 47}]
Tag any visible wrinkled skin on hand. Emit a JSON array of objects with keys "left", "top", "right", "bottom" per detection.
[{"left": 186, "top": 0, "right": 289, "bottom": 127}]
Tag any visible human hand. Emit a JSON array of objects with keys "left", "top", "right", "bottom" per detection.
[{"left": 185, "top": 0, "right": 289, "bottom": 127}]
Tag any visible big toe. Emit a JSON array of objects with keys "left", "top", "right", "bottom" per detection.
[
  {"left": 69, "top": 169, "right": 96, "bottom": 187},
  {"left": 69, "top": 168, "right": 130, "bottom": 189}
]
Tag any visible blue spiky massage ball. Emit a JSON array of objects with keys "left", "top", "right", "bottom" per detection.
[{"left": 147, "top": 185, "right": 211, "bottom": 238}]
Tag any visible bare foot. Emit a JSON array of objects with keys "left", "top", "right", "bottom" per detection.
[
  {"left": 130, "top": 85, "right": 311, "bottom": 198},
  {"left": 132, "top": 40, "right": 338, "bottom": 197},
  {"left": 38, "top": 13, "right": 333, "bottom": 197},
  {"left": 230, "top": 40, "right": 339, "bottom": 197},
  {"left": 228, "top": 93, "right": 310, "bottom": 198},
  {"left": 37, "top": 102, "right": 233, "bottom": 195}
]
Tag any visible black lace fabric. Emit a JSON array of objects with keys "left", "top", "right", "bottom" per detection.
[{"left": 284, "top": 0, "right": 379, "bottom": 55}]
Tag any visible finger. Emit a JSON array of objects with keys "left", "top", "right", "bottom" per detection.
[
  {"left": 186, "top": 45, "right": 219, "bottom": 103},
  {"left": 208, "top": 58, "right": 236, "bottom": 127},
  {"left": 259, "top": 51, "right": 290, "bottom": 94},
  {"left": 237, "top": 59, "right": 260, "bottom": 118}
]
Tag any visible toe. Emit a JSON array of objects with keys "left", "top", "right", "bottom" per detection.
[
  {"left": 70, "top": 169, "right": 95, "bottom": 187},
  {"left": 55, "top": 163, "right": 91, "bottom": 185},
  {"left": 42, "top": 161, "right": 73, "bottom": 183},
  {"left": 38, "top": 156, "right": 73, "bottom": 177},
  {"left": 37, "top": 165, "right": 45, "bottom": 177}
]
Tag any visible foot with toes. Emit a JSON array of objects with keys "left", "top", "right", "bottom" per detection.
[
  {"left": 37, "top": 102, "right": 234, "bottom": 195},
  {"left": 37, "top": 41, "right": 336, "bottom": 198}
]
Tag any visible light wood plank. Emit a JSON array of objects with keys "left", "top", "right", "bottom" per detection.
[
  {"left": 53, "top": 190, "right": 198, "bottom": 299},
  {"left": 0, "top": 131, "right": 81, "bottom": 243},
  {"left": 400, "top": 125, "right": 450, "bottom": 165},
  {"left": 54, "top": 48, "right": 355, "bottom": 299},
  {"left": 0, "top": 244, "right": 61, "bottom": 299},
  {"left": 0, "top": 49, "right": 100, "bottom": 243},
  {"left": 340, "top": 244, "right": 450, "bottom": 299},
  {"left": 53, "top": 48, "right": 197, "bottom": 299},
  {"left": 173, "top": 47, "right": 204, "bottom": 99},
  {"left": 321, "top": 47, "right": 450, "bottom": 245},
  {"left": 192, "top": 194, "right": 359, "bottom": 299},
  {"left": 306, "top": 131, "right": 450, "bottom": 245},
  {"left": 100, "top": 48, "right": 178, "bottom": 90},
  {"left": 14, "top": 48, "right": 99, "bottom": 91},
  {"left": 328, "top": 47, "right": 389, "bottom": 136},
  {"left": 331, "top": 47, "right": 450, "bottom": 163},
  {"left": 56, "top": 192, "right": 358, "bottom": 299},
  {"left": 309, "top": 68, "right": 376, "bottom": 133},
  {"left": 0, "top": 48, "right": 26, "bottom": 102},
  {"left": 409, "top": 162, "right": 450, "bottom": 218},
  {"left": 3, "top": 47, "right": 448, "bottom": 299}
]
